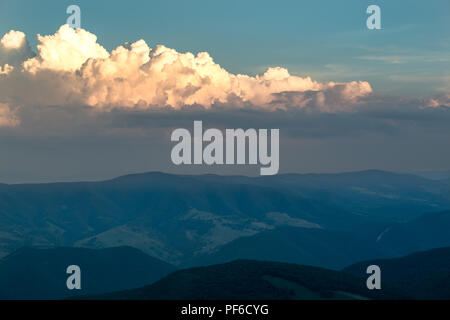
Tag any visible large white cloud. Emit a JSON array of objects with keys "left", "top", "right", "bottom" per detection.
[
  {"left": 0, "top": 25, "right": 373, "bottom": 112},
  {"left": 0, "top": 30, "right": 34, "bottom": 67},
  {"left": 23, "top": 26, "right": 109, "bottom": 73}
]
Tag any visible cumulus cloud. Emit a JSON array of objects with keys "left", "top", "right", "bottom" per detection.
[
  {"left": 0, "top": 30, "right": 34, "bottom": 66},
  {"left": 23, "top": 26, "right": 108, "bottom": 73},
  {"left": 1, "top": 30, "right": 27, "bottom": 49},
  {"left": 0, "top": 25, "right": 373, "bottom": 112}
]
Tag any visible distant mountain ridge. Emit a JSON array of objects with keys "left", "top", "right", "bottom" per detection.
[
  {"left": 0, "top": 170, "right": 449, "bottom": 267},
  {"left": 414, "top": 170, "right": 450, "bottom": 181}
]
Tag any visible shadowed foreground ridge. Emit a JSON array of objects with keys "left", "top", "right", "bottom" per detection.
[
  {"left": 344, "top": 246, "right": 450, "bottom": 300},
  {"left": 0, "top": 246, "right": 176, "bottom": 299},
  {"left": 91, "top": 260, "right": 406, "bottom": 300}
]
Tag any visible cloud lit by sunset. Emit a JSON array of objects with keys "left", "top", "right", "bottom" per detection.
[{"left": 0, "top": 25, "right": 373, "bottom": 114}]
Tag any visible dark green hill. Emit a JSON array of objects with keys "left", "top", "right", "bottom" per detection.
[
  {"left": 0, "top": 246, "right": 175, "bottom": 299},
  {"left": 344, "top": 246, "right": 450, "bottom": 299},
  {"left": 92, "top": 260, "right": 406, "bottom": 300}
]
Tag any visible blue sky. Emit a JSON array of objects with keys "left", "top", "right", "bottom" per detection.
[
  {"left": 1, "top": 0, "right": 449, "bottom": 96},
  {"left": 1, "top": 1, "right": 450, "bottom": 182}
]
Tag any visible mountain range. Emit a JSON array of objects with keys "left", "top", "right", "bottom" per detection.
[{"left": 1, "top": 170, "right": 450, "bottom": 269}]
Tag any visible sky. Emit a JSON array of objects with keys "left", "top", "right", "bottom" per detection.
[
  {"left": 1, "top": 0, "right": 449, "bottom": 95},
  {"left": 0, "top": 0, "right": 449, "bottom": 183}
]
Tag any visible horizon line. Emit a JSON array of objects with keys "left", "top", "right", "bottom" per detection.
[{"left": 1, "top": 169, "right": 446, "bottom": 186}]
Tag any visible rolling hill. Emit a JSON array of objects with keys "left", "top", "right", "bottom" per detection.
[
  {"left": 188, "top": 226, "right": 386, "bottom": 269},
  {"left": 190, "top": 210, "right": 450, "bottom": 270},
  {"left": 373, "top": 210, "right": 450, "bottom": 257},
  {"left": 344, "top": 246, "right": 450, "bottom": 300},
  {"left": 0, "top": 246, "right": 175, "bottom": 299}
]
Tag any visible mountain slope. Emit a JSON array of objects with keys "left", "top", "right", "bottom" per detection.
[
  {"left": 189, "top": 210, "right": 450, "bottom": 270},
  {"left": 0, "top": 170, "right": 449, "bottom": 265},
  {"left": 91, "top": 260, "right": 405, "bottom": 300},
  {"left": 189, "top": 226, "right": 387, "bottom": 270},
  {"left": 344, "top": 246, "right": 450, "bottom": 299},
  {"left": 373, "top": 210, "right": 450, "bottom": 257},
  {"left": 0, "top": 246, "right": 175, "bottom": 299}
]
